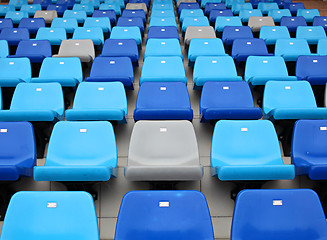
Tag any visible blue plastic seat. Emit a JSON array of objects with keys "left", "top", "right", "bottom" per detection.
[
  {"left": 36, "top": 27, "right": 67, "bottom": 45},
  {"left": 296, "top": 26, "right": 326, "bottom": 45},
  {"left": 92, "top": 10, "right": 117, "bottom": 25},
  {"left": 292, "top": 120, "right": 327, "bottom": 180},
  {"left": 182, "top": 16, "right": 209, "bottom": 33},
  {"left": 259, "top": 26, "right": 290, "bottom": 45},
  {"left": 117, "top": 17, "right": 144, "bottom": 34},
  {"left": 0, "top": 40, "right": 9, "bottom": 58},
  {"left": 99, "top": 3, "right": 121, "bottom": 15},
  {"left": 0, "top": 5, "right": 15, "bottom": 17},
  {"left": 81, "top": 0, "right": 101, "bottom": 9},
  {"left": 20, "top": 4, "right": 42, "bottom": 17},
  {"left": 297, "top": 8, "right": 320, "bottom": 23},
  {"left": 178, "top": 2, "right": 200, "bottom": 15},
  {"left": 313, "top": 16, "right": 327, "bottom": 32},
  {"left": 73, "top": 27, "right": 104, "bottom": 45},
  {"left": 257, "top": 2, "right": 278, "bottom": 15},
  {"left": 110, "top": 26, "right": 142, "bottom": 49},
  {"left": 5, "top": 11, "right": 28, "bottom": 24},
  {"left": 85, "top": 57, "right": 134, "bottom": 88},
  {"left": 134, "top": 82, "right": 193, "bottom": 121},
  {"left": 209, "top": 9, "right": 232, "bottom": 25},
  {"left": 285, "top": 2, "right": 305, "bottom": 16},
  {"left": 18, "top": 18, "right": 45, "bottom": 35},
  {"left": 211, "top": 120, "right": 295, "bottom": 181},
  {"left": 317, "top": 38, "right": 327, "bottom": 55},
  {"left": 296, "top": 56, "right": 327, "bottom": 85},
  {"left": 231, "top": 189, "right": 327, "bottom": 239},
  {"left": 222, "top": 26, "right": 253, "bottom": 45},
  {"left": 140, "top": 57, "right": 187, "bottom": 85},
  {"left": 57, "top": 0, "right": 76, "bottom": 9},
  {"left": 84, "top": 17, "right": 111, "bottom": 34},
  {"left": 280, "top": 16, "right": 307, "bottom": 33},
  {"left": 1, "top": 191, "right": 99, "bottom": 239},
  {"left": 245, "top": 56, "right": 297, "bottom": 86},
  {"left": 34, "top": 121, "right": 117, "bottom": 181},
  {"left": 65, "top": 82, "right": 127, "bottom": 122},
  {"left": 33, "top": 0, "right": 52, "bottom": 10},
  {"left": 239, "top": 9, "right": 262, "bottom": 23},
  {"left": 0, "top": 58, "right": 31, "bottom": 87},
  {"left": 63, "top": 10, "right": 87, "bottom": 23},
  {"left": 144, "top": 38, "right": 182, "bottom": 60},
  {"left": 0, "top": 19, "right": 13, "bottom": 32},
  {"left": 51, "top": 18, "right": 78, "bottom": 34},
  {"left": 232, "top": 38, "right": 271, "bottom": 63},
  {"left": 73, "top": 4, "right": 94, "bottom": 15},
  {"left": 193, "top": 56, "right": 242, "bottom": 88},
  {"left": 115, "top": 191, "right": 214, "bottom": 240},
  {"left": 0, "top": 82, "right": 64, "bottom": 122},
  {"left": 204, "top": 2, "right": 226, "bottom": 16},
  {"left": 180, "top": 9, "right": 204, "bottom": 23},
  {"left": 31, "top": 57, "right": 82, "bottom": 87},
  {"left": 149, "top": 16, "right": 177, "bottom": 29},
  {"left": 0, "top": 122, "right": 36, "bottom": 181},
  {"left": 122, "top": 9, "right": 146, "bottom": 23},
  {"left": 101, "top": 39, "right": 139, "bottom": 66},
  {"left": 263, "top": 81, "right": 327, "bottom": 120},
  {"left": 268, "top": 9, "right": 291, "bottom": 23},
  {"left": 200, "top": 81, "right": 262, "bottom": 122},
  {"left": 188, "top": 38, "right": 226, "bottom": 65},
  {"left": 275, "top": 38, "right": 311, "bottom": 62},
  {"left": 47, "top": 4, "right": 68, "bottom": 16},
  {"left": 231, "top": 3, "right": 252, "bottom": 15},
  {"left": 8, "top": 0, "right": 28, "bottom": 9},
  {"left": 215, "top": 16, "right": 242, "bottom": 33},
  {"left": 147, "top": 26, "right": 179, "bottom": 41},
  {"left": 9, "top": 40, "right": 51, "bottom": 63}
]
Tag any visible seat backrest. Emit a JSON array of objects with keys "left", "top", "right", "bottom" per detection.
[
  {"left": 0, "top": 19, "right": 13, "bottom": 30},
  {"left": 15, "top": 40, "right": 52, "bottom": 57},
  {"left": 296, "top": 55, "right": 327, "bottom": 80},
  {"left": 18, "top": 17, "right": 46, "bottom": 29},
  {"left": 275, "top": 38, "right": 311, "bottom": 57},
  {"left": 259, "top": 26, "right": 290, "bottom": 44},
  {"left": 0, "top": 58, "right": 31, "bottom": 82}
]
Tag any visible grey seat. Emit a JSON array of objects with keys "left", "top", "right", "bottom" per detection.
[
  {"left": 53, "top": 39, "right": 95, "bottom": 63},
  {"left": 125, "top": 3, "right": 148, "bottom": 15},
  {"left": 248, "top": 16, "right": 275, "bottom": 32},
  {"left": 125, "top": 120, "right": 203, "bottom": 181},
  {"left": 34, "top": 10, "right": 58, "bottom": 24},
  {"left": 184, "top": 26, "right": 216, "bottom": 46},
  {"left": 177, "top": 0, "right": 197, "bottom": 7}
]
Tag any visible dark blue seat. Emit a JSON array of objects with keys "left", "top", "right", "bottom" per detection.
[
  {"left": 285, "top": 2, "right": 305, "bottom": 16},
  {"left": 134, "top": 82, "right": 193, "bottom": 121},
  {"left": 0, "top": 28, "right": 29, "bottom": 46},
  {"left": 18, "top": 18, "right": 46, "bottom": 35},
  {"left": 232, "top": 38, "right": 271, "bottom": 63},
  {"left": 47, "top": 4, "right": 68, "bottom": 16},
  {"left": 209, "top": 9, "right": 233, "bottom": 25},
  {"left": 204, "top": 2, "right": 226, "bottom": 16},
  {"left": 296, "top": 56, "right": 327, "bottom": 85},
  {"left": 0, "top": 19, "right": 13, "bottom": 32},
  {"left": 178, "top": 2, "right": 200, "bottom": 15},
  {"left": 275, "top": 0, "right": 293, "bottom": 9},
  {"left": 92, "top": 9, "right": 117, "bottom": 25},
  {"left": 313, "top": 16, "right": 327, "bottom": 32},
  {"left": 122, "top": 9, "right": 146, "bottom": 23},
  {"left": 57, "top": 0, "right": 76, "bottom": 9},
  {"left": 222, "top": 26, "right": 253, "bottom": 46},
  {"left": 115, "top": 190, "right": 214, "bottom": 240},
  {"left": 33, "top": 0, "right": 53, "bottom": 9},
  {"left": 280, "top": 16, "right": 307, "bottom": 33},
  {"left": 147, "top": 26, "right": 180, "bottom": 41}
]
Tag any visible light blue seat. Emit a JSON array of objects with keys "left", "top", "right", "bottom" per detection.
[
  {"left": 36, "top": 27, "right": 67, "bottom": 45},
  {"left": 179, "top": 9, "right": 204, "bottom": 23},
  {"left": 115, "top": 191, "right": 214, "bottom": 240},
  {"left": 211, "top": 120, "right": 295, "bottom": 181},
  {"left": 263, "top": 81, "right": 327, "bottom": 120},
  {"left": 99, "top": 3, "right": 121, "bottom": 15},
  {"left": 63, "top": 10, "right": 87, "bottom": 24},
  {"left": 317, "top": 38, "right": 327, "bottom": 55},
  {"left": 268, "top": 9, "right": 291, "bottom": 23},
  {"left": 0, "top": 5, "right": 15, "bottom": 17},
  {"left": 51, "top": 17, "right": 78, "bottom": 34},
  {"left": 139, "top": 57, "right": 187, "bottom": 85},
  {"left": 275, "top": 38, "right": 311, "bottom": 62},
  {"left": 65, "top": 82, "right": 127, "bottom": 122},
  {"left": 5, "top": 11, "right": 28, "bottom": 24},
  {"left": 73, "top": 27, "right": 104, "bottom": 45},
  {"left": 20, "top": 4, "right": 42, "bottom": 17},
  {"left": 149, "top": 17, "right": 177, "bottom": 28},
  {"left": 151, "top": 9, "right": 175, "bottom": 19},
  {"left": 259, "top": 26, "right": 290, "bottom": 45},
  {"left": 239, "top": 9, "right": 262, "bottom": 23},
  {"left": 31, "top": 57, "right": 82, "bottom": 87},
  {"left": 110, "top": 26, "right": 142, "bottom": 48},
  {"left": 0, "top": 191, "right": 99, "bottom": 240},
  {"left": 0, "top": 19, "right": 13, "bottom": 31},
  {"left": 84, "top": 17, "right": 111, "bottom": 33},
  {"left": 296, "top": 26, "right": 326, "bottom": 45},
  {"left": 0, "top": 40, "right": 9, "bottom": 58},
  {"left": 297, "top": 9, "right": 320, "bottom": 23},
  {"left": 144, "top": 39, "right": 182, "bottom": 60},
  {"left": 231, "top": 3, "right": 252, "bottom": 15},
  {"left": 73, "top": 4, "right": 94, "bottom": 15},
  {"left": 34, "top": 121, "right": 117, "bottom": 181},
  {"left": 188, "top": 38, "right": 226, "bottom": 65},
  {"left": 0, "top": 83, "right": 64, "bottom": 122},
  {"left": 0, "top": 58, "right": 31, "bottom": 87},
  {"left": 231, "top": 189, "right": 327, "bottom": 240},
  {"left": 245, "top": 56, "right": 297, "bottom": 86},
  {"left": 8, "top": 0, "right": 28, "bottom": 9},
  {"left": 215, "top": 16, "right": 242, "bottom": 33},
  {"left": 257, "top": 2, "right": 278, "bottom": 15},
  {"left": 182, "top": 16, "right": 209, "bottom": 33},
  {"left": 193, "top": 56, "right": 242, "bottom": 88}
]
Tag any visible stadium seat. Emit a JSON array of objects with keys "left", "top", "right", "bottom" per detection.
[
  {"left": 0, "top": 5, "right": 15, "bottom": 17},
  {"left": 53, "top": 39, "right": 95, "bottom": 63},
  {"left": 115, "top": 191, "right": 214, "bottom": 239},
  {"left": 47, "top": 4, "right": 67, "bottom": 16},
  {"left": 65, "top": 82, "right": 127, "bottom": 122},
  {"left": 147, "top": 26, "right": 179, "bottom": 41},
  {"left": 139, "top": 57, "right": 187, "bottom": 85},
  {"left": 63, "top": 10, "right": 87, "bottom": 24},
  {"left": 244, "top": 56, "right": 297, "bottom": 86},
  {"left": 33, "top": 10, "right": 58, "bottom": 24},
  {"left": 249, "top": 0, "right": 265, "bottom": 9},
  {"left": 263, "top": 80, "right": 327, "bottom": 120},
  {"left": 317, "top": 38, "right": 327, "bottom": 55},
  {"left": 101, "top": 39, "right": 139, "bottom": 66},
  {"left": 51, "top": 17, "right": 78, "bottom": 34},
  {"left": 182, "top": 16, "right": 209, "bottom": 33},
  {"left": 18, "top": 18, "right": 46, "bottom": 35},
  {"left": 209, "top": 9, "right": 233, "bottom": 25},
  {"left": 125, "top": 120, "right": 203, "bottom": 181},
  {"left": 275, "top": 38, "right": 311, "bottom": 62},
  {"left": 144, "top": 39, "right": 183, "bottom": 60},
  {"left": 92, "top": 10, "right": 117, "bottom": 25},
  {"left": 0, "top": 40, "right": 9, "bottom": 58},
  {"left": 0, "top": 58, "right": 31, "bottom": 87},
  {"left": 84, "top": 17, "right": 111, "bottom": 35},
  {"left": 259, "top": 26, "right": 290, "bottom": 45},
  {"left": 275, "top": 0, "right": 292, "bottom": 9},
  {"left": 280, "top": 16, "right": 307, "bottom": 33},
  {"left": 5, "top": 11, "right": 28, "bottom": 24},
  {"left": 200, "top": 81, "right": 262, "bottom": 122},
  {"left": 188, "top": 38, "right": 226, "bottom": 65},
  {"left": 178, "top": 2, "right": 200, "bottom": 15},
  {"left": 35, "top": 27, "right": 67, "bottom": 45},
  {"left": 268, "top": 9, "right": 291, "bottom": 23},
  {"left": 222, "top": 26, "right": 253, "bottom": 46},
  {"left": 122, "top": 9, "right": 146, "bottom": 23},
  {"left": 297, "top": 8, "right": 320, "bottom": 23},
  {"left": 117, "top": 17, "right": 144, "bottom": 35},
  {"left": 134, "top": 82, "right": 193, "bottom": 121},
  {"left": 296, "top": 26, "right": 326, "bottom": 45},
  {"left": 149, "top": 16, "right": 177, "bottom": 29},
  {"left": 204, "top": 2, "right": 226, "bottom": 16},
  {"left": 31, "top": 57, "right": 82, "bottom": 87},
  {"left": 232, "top": 3, "right": 252, "bottom": 15},
  {"left": 211, "top": 120, "right": 295, "bottom": 180},
  {"left": 215, "top": 16, "right": 242, "bottom": 33},
  {"left": 193, "top": 56, "right": 242, "bottom": 88},
  {"left": 248, "top": 16, "right": 275, "bottom": 32},
  {"left": 0, "top": 19, "right": 13, "bottom": 32},
  {"left": 72, "top": 27, "right": 104, "bottom": 46},
  {"left": 313, "top": 16, "right": 327, "bottom": 32},
  {"left": 99, "top": 3, "right": 121, "bottom": 15},
  {"left": 296, "top": 56, "right": 327, "bottom": 85},
  {"left": 184, "top": 26, "right": 216, "bottom": 46},
  {"left": 257, "top": 2, "right": 278, "bottom": 15},
  {"left": 180, "top": 9, "right": 204, "bottom": 23},
  {"left": 110, "top": 26, "right": 142, "bottom": 49},
  {"left": 34, "top": 121, "right": 117, "bottom": 181},
  {"left": 232, "top": 189, "right": 327, "bottom": 240},
  {"left": 126, "top": 3, "right": 147, "bottom": 15},
  {"left": 239, "top": 9, "right": 262, "bottom": 23},
  {"left": 232, "top": 38, "right": 271, "bottom": 63},
  {"left": 0, "top": 191, "right": 99, "bottom": 239},
  {"left": 73, "top": 4, "right": 94, "bottom": 16},
  {"left": 285, "top": 2, "right": 305, "bottom": 16},
  {"left": 151, "top": 9, "right": 175, "bottom": 19},
  {"left": 20, "top": 4, "right": 42, "bottom": 17}
]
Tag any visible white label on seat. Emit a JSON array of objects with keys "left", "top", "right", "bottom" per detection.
[
  {"left": 277, "top": 11, "right": 280, "bottom": 13},
  {"left": 273, "top": 200, "right": 283, "bottom": 206},
  {"left": 50, "top": 30, "right": 54, "bottom": 32},
  {"left": 159, "top": 201, "right": 169, "bottom": 207},
  {"left": 194, "top": 19, "right": 198, "bottom": 21},
  {"left": 128, "top": 19, "right": 132, "bottom": 21},
  {"left": 36, "top": 88, "right": 42, "bottom": 91},
  {"left": 0, "top": 129, "right": 7, "bottom": 133},
  {"left": 160, "top": 87, "right": 166, "bottom": 90},
  {"left": 161, "top": 19, "right": 165, "bottom": 21},
  {"left": 313, "top": 60, "right": 318, "bottom": 63},
  {"left": 263, "top": 60, "right": 268, "bottom": 63},
  {"left": 80, "top": 129, "right": 87, "bottom": 132},
  {"left": 0, "top": 21, "right": 2, "bottom": 23},
  {"left": 161, "top": 4, "right": 164, "bottom": 6},
  {"left": 132, "top": 11, "right": 135, "bottom": 13},
  {"left": 320, "top": 127, "right": 327, "bottom": 131},
  {"left": 74, "top": 12, "right": 77, "bottom": 14},
  {"left": 14, "top": 30, "right": 17, "bottom": 33},
  {"left": 9, "top": 62, "right": 14, "bottom": 65},
  {"left": 291, "top": 18, "right": 295, "bottom": 21},
  {"left": 102, "top": 12, "right": 106, "bottom": 14},
  {"left": 160, "top": 128, "right": 167, "bottom": 132},
  {"left": 249, "top": 11, "right": 252, "bottom": 13},
  {"left": 31, "top": 20, "right": 35, "bottom": 22},
  {"left": 190, "top": 11, "right": 194, "bottom": 13},
  {"left": 285, "top": 86, "right": 291, "bottom": 89},
  {"left": 63, "top": 20, "right": 67, "bottom": 22},
  {"left": 87, "top": 30, "right": 91, "bottom": 32},
  {"left": 124, "top": 29, "right": 128, "bottom": 32},
  {"left": 247, "top": 42, "right": 251, "bottom": 45},
  {"left": 118, "top": 42, "right": 123, "bottom": 45},
  {"left": 204, "top": 42, "right": 208, "bottom": 45},
  {"left": 47, "top": 202, "right": 57, "bottom": 208},
  {"left": 307, "top": 11, "right": 309, "bottom": 13},
  {"left": 161, "top": 29, "right": 166, "bottom": 31},
  {"left": 309, "top": 29, "right": 312, "bottom": 32},
  {"left": 45, "top": 12, "right": 48, "bottom": 14},
  {"left": 219, "top": 11, "right": 223, "bottom": 13},
  {"left": 226, "top": 19, "right": 230, "bottom": 21},
  {"left": 161, "top": 61, "right": 166, "bottom": 63},
  {"left": 198, "top": 29, "right": 202, "bottom": 31},
  {"left": 259, "top": 19, "right": 263, "bottom": 21},
  {"left": 212, "top": 60, "right": 217, "bottom": 63},
  {"left": 110, "top": 61, "right": 115, "bottom": 64},
  {"left": 241, "top": 128, "right": 248, "bottom": 132},
  {"left": 16, "top": 12, "right": 19, "bottom": 15},
  {"left": 272, "top": 29, "right": 276, "bottom": 31},
  {"left": 33, "top": 43, "right": 37, "bottom": 46},
  {"left": 223, "top": 86, "right": 229, "bottom": 90},
  {"left": 161, "top": 42, "right": 166, "bottom": 45},
  {"left": 75, "top": 43, "right": 80, "bottom": 46},
  {"left": 235, "top": 29, "right": 239, "bottom": 31},
  {"left": 60, "top": 62, "right": 64, "bottom": 64},
  {"left": 98, "top": 87, "right": 104, "bottom": 91}
]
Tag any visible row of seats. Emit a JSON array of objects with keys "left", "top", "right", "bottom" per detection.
[{"left": 1, "top": 189, "right": 326, "bottom": 239}]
